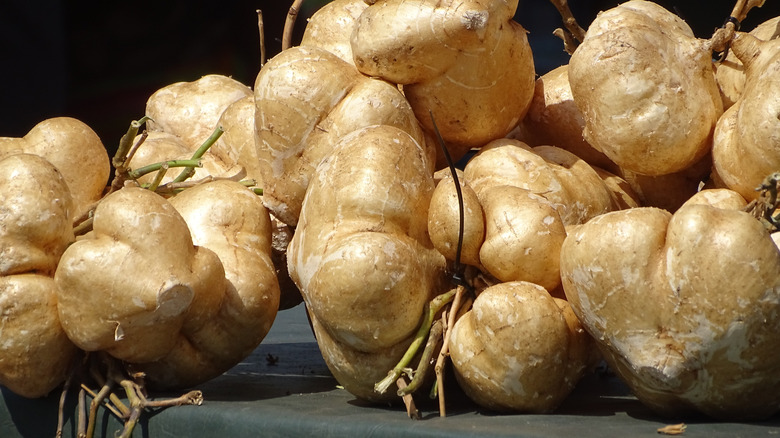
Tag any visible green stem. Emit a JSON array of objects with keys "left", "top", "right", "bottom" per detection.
[
  {"left": 400, "top": 319, "right": 443, "bottom": 396},
  {"left": 374, "top": 289, "right": 457, "bottom": 394},
  {"left": 117, "top": 380, "right": 143, "bottom": 438},
  {"left": 113, "top": 116, "right": 151, "bottom": 169},
  {"left": 86, "top": 380, "right": 116, "bottom": 438},
  {"left": 171, "top": 126, "right": 224, "bottom": 183},
  {"left": 147, "top": 164, "right": 170, "bottom": 192},
  {"left": 128, "top": 159, "right": 201, "bottom": 180}
]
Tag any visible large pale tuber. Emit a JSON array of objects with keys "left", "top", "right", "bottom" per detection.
[
  {"left": 715, "top": 16, "right": 780, "bottom": 109},
  {"left": 136, "top": 180, "right": 280, "bottom": 389},
  {"left": 146, "top": 74, "right": 252, "bottom": 152},
  {"left": 55, "top": 183, "right": 281, "bottom": 390},
  {"left": 568, "top": 0, "right": 723, "bottom": 176},
  {"left": 300, "top": 0, "right": 368, "bottom": 65},
  {"left": 254, "top": 45, "right": 430, "bottom": 226},
  {"left": 560, "top": 202, "right": 780, "bottom": 420},
  {"left": 0, "top": 154, "right": 79, "bottom": 398},
  {"left": 351, "top": 0, "right": 535, "bottom": 158},
  {"left": 463, "top": 139, "right": 629, "bottom": 226},
  {"left": 449, "top": 281, "right": 597, "bottom": 413},
  {"left": 712, "top": 33, "right": 780, "bottom": 201},
  {"left": 55, "top": 187, "right": 226, "bottom": 365},
  {"left": 288, "top": 125, "right": 445, "bottom": 401},
  {"left": 0, "top": 117, "right": 109, "bottom": 218}
]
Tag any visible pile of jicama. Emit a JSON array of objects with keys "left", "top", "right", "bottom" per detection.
[{"left": 1, "top": 0, "right": 779, "bottom": 435}]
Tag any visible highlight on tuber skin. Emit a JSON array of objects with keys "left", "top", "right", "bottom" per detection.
[
  {"left": 510, "top": 64, "right": 617, "bottom": 173},
  {"left": 712, "top": 32, "right": 780, "bottom": 201},
  {"left": 54, "top": 181, "right": 282, "bottom": 391},
  {"left": 0, "top": 117, "right": 110, "bottom": 219},
  {"left": 135, "top": 180, "right": 281, "bottom": 389},
  {"left": 449, "top": 281, "right": 598, "bottom": 413},
  {"left": 568, "top": 0, "right": 723, "bottom": 176},
  {"left": 300, "top": 0, "right": 368, "bottom": 65},
  {"left": 55, "top": 187, "right": 226, "bottom": 365},
  {"left": 254, "top": 45, "right": 431, "bottom": 226},
  {"left": 145, "top": 74, "right": 252, "bottom": 153},
  {"left": 350, "top": 0, "right": 536, "bottom": 160},
  {"left": 287, "top": 124, "right": 446, "bottom": 401},
  {"left": 0, "top": 154, "right": 79, "bottom": 399},
  {"left": 715, "top": 16, "right": 780, "bottom": 109},
  {"left": 560, "top": 201, "right": 780, "bottom": 420},
  {"left": 463, "top": 138, "right": 622, "bottom": 226}
]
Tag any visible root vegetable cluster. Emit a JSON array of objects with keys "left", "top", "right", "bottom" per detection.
[{"left": 1, "top": 0, "right": 780, "bottom": 434}]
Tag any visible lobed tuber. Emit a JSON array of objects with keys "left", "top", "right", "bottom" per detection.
[
  {"left": 568, "top": 0, "right": 723, "bottom": 176},
  {"left": 287, "top": 124, "right": 446, "bottom": 401},
  {"left": 351, "top": 0, "right": 535, "bottom": 160},
  {"left": 560, "top": 198, "right": 780, "bottom": 420},
  {"left": 0, "top": 154, "right": 79, "bottom": 398}
]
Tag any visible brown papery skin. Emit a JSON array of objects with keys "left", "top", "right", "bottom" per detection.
[
  {"left": 136, "top": 180, "right": 281, "bottom": 390},
  {"left": 560, "top": 205, "right": 780, "bottom": 420},
  {"left": 0, "top": 154, "right": 79, "bottom": 398},
  {"left": 288, "top": 125, "right": 446, "bottom": 401},
  {"left": 351, "top": 0, "right": 535, "bottom": 157},
  {"left": 55, "top": 188, "right": 227, "bottom": 365},
  {"left": 0, "top": 117, "right": 109, "bottom": 219},
  {"left": 569, "top": 0, "right": 722, "bottom": 176},
  {"left": 146, "top": 74, "right": 252, "bottom": 152},
  {"left": 254, "top": 45, "right": 430, "bottom": 226},
  {"left": 449, "top": 281, "right": 595, "bottom": 413},
  {"left": 712, "top": 34, "right": 780, "bottom": 201}
]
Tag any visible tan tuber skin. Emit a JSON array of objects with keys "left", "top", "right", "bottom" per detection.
[
  {"left": 449, "top": 281, "right": 597, "bottom": 413},
  {"left": 680, "top": 187, "right": 748, "bottom": 210},
  {"left": 55, "top": 182, "right": 281, "bottom": 391},
  {"left": 510, "top": 64, "right": 617, "bottom": 173},
  {"left": 560, "top": 202, "right": 780, "bottom": 420},
  {"left": 300, "top": 0, "right": 368, "bottom": 65},
  {"left": 351, "top": 0, "right": 535, "bottom": 160},
  {"left": 254, "top": 45, "right": 431, "bottom": 226},
  {"left": 712, "top": 33, "right": 780, "bottom": 201},
  {"left": 209, "top": 95, "right": 261, "bottom": 184},
  {"left": 199, "top": 94, "right": 304, "bottom": 310},
  {"left": 427, "top": 173, "right": 485, "bottom": 268},
  {"left": 127, "top": 131, "right": 233, "bottom": 186},
  {"left": 0, "top": 117, "right": 110, "bottom": 219},
  {"left": 428, "top": 138, "right": 636, "bottom": 295},
  {"left": 715, "top": 16, "right": 780, "bottom": 109},
  {"left": 145, "top": 74, "right": 252, "bottom": 153},
  {"left": 136, "top": 180, "right": 281, "bottom": 389},
  {"left": 477, "top": 186, "right": 566, "bottom": 292},
  {"left": 616, "top": 152, "right": 713, "bottom": 212},
  {"left": 288, "top": 125, "right": 446, "bottom": 401},
  {"left": 463, "top": 139, "right": 625, "bottom": 226},
  {"left": 0, "top": 154, "right": 79, "bottom": 398},
  {"left": 568, "top": 0, "right": 723, "bottom": 176},
  {"left": 55, "top": 187, "right": 226, "bottom": 365}
]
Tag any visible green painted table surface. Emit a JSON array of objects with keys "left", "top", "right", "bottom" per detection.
[{"left": 3, "top": 303, "right": 780, "bottom": 437}]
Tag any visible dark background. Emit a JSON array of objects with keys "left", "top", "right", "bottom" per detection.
[{"left": 1, "top": 0, "right": 778, "bottom": 152}]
